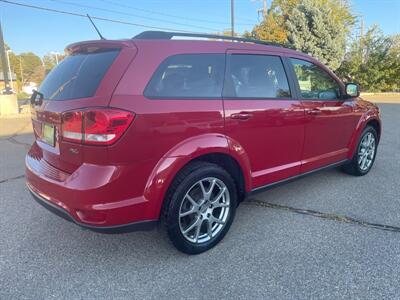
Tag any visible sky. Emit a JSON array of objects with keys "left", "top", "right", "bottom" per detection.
[{"left": 1, "top": 0, "right": 399, "bottom": 57}]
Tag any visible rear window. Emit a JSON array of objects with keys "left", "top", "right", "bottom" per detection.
[
  {"left": 144, "top": 54, "right": 225, "bottom": 99},
  {"left": 39, "top": 49, "right": 120, "bottom": 100}
]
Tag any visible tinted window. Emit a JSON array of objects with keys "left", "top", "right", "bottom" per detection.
[
  {"left": 144, "top": 54, "right": 225, "bottom": 98},
  {"left": 225, "top": 54, "right": 291, "bottom": 98},
  {"left": 39, "top": 49, "right": 119, "bottom": 100},
  {"left": 290, "top": 58, "right": 341, "bottom": 100}
]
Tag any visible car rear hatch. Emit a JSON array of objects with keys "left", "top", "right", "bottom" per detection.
[{"left": 30, "top": 40, "right": 137, "bottom": 174}]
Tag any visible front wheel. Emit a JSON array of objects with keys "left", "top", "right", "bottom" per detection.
[
  {"left": 342, "top": 126, "right": 378, "bottom": 176},
  {"left": 163, "top": 162, "right": 237, "bottom": 254}
]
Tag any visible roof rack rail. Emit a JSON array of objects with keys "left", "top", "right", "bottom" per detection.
[{"left": 133, "top": 31, "right": 282, "bottom": 47}]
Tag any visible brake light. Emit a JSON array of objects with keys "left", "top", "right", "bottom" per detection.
[{"left": 61, "top": 108, "right": 134, "bottom": 145}]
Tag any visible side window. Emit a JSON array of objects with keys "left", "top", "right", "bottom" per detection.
[
  {"left": 144, "top": 54, "right": 225, "bottom": 98},
  {"left": 290, "top": 58, "right": 341, "bottom": 100},
  {"left": 225, "top": 54, "right": 291, "bottom": 99}
]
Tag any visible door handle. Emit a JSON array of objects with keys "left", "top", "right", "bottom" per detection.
[
  {"left": 231, "top": 112, "right": 253, "bottom": 120},
  {"left": 307, "top": 109, "right": 322, "bottom": 115}
]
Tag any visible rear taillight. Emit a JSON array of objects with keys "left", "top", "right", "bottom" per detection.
[
  {"left": 61, "top": 108, "right": 134, "bottom": 145},
  {"left": 62, "top": 111, "right": 83, "bottom": 142}
]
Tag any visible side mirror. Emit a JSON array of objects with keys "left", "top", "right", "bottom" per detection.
[{"left": 345, "top": 83, "right": 360, "bottom": 98}]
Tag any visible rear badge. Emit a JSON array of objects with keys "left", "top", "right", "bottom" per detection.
[{"left": 69, "top": 148, "right": 79, "bottom": 155}]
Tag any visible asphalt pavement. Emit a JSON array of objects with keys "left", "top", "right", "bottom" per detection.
[{"left": 1, "top": 104, "right": 399, "bottom": 299}]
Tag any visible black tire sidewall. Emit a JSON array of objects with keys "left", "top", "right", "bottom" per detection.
[{"left": 166, "top": 164, "right": 237, "bottom": 254}]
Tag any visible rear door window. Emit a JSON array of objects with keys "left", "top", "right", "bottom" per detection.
[
  {"left": 224, "top": 54, "right": 291, "bottom": 99},
  {"left": 144, "top": 54, "right": 225, "bottom": 99},
  {"left": 39, "top": 49, "right": 120, "bottom": 100}
]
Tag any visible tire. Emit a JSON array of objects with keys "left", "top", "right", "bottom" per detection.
[
  {"left": 342, "top": 126, "right": 378, "bottom": 176},
  {"left": 163, "top": 161, "right": 237, "bottom": 254}
]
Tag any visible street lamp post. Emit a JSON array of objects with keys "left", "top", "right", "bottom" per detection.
[
  {"left": 19, "top": 56, "right": 23, "bottom": 84},
  {"left": 6, "top": 50, "right": 13, "bottom": 90},
  {"left": 50, "top": 51, "right": 60, "bottom": 65}
]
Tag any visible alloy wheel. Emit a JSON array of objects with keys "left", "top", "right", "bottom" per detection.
[
  {"left": 358, "top": 132, "right": 376, "bottom": 171},
  {"left": 178, "top": 177, "right": 230, "bottom": 244}
]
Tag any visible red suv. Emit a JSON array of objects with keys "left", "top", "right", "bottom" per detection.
[{"left": 26, "top": 31, "right": 381, "bottom": 254}]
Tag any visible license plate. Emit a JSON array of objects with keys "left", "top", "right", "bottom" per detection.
[{"left": 42, "top": 124, "right": 55, "bottom": 147}]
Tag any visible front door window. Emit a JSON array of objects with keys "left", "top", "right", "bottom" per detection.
[{"left": 290, "top": 58, "right": 341, "bottom": 100}]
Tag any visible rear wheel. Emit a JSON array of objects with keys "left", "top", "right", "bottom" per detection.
[
  {"left": 342, "top": 126, "right": 378, "bottom": 176},
  {"left": 163, "top": 162, "right": 237, "bottom": 254}
]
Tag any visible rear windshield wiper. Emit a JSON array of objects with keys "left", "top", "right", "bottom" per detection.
[
  {"left": 49, "top": 75, "right": 77, "bottom": 100},
  {"left": 30, "top": 90, "right": 44, "bottom": 106}
]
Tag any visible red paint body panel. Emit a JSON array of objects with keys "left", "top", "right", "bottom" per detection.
[
  {"left": 224, "top": 99, "right": 305, "bottom": 188},
  {"left": 25, "top": 39, "right": 381, "bottom": 229},
  {"left": 299, "top": 99, "right": 360, "bottom": 172}
]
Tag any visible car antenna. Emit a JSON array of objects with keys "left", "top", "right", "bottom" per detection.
[{"left": 86, "top": 14, "right": 106, "bottom": 40}]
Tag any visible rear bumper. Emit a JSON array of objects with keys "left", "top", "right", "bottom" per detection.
[
  {"left": 25, "top": 142, "right": 160, "bottom": 230},
  {"left": 28, "top": 184, "right": 157, "bottom": 233}
]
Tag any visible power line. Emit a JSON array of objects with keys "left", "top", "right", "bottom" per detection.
[
  {"left": 0, "top": 0, "right": 204, "bottom": 33},
  {"left": 100, "top": 0, "right": 255, "bottom": 26},
  {"left": 50, "top": 0, "right": 221, "bottom": 32}
]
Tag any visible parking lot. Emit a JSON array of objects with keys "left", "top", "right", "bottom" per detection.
[{"left": 1, "top": 103, "right": 399, "bottom": 299}]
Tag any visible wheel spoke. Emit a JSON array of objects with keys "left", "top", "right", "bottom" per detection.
[
  {"left": 179, "top": 207, "right": 197, "bottom": 217},
  {"left": 194, "top": 219, "right": 203, "bottom": 242},
  {"left": 183, "top": 217, "right": 201, "bottom": 234},
  {"left": 214, "top": 202, "right": 229, "bottom": 208},
  {"left": 361, "top": 139, "right": 368, "bottom": 147},
  {"left": 185, "top": 194, "right": 198, "bottom": 207},
  {"left": 210, "top": 216, "right": 224, "bottom": 225},
  {"left": 361, "top": 155, "right": 368, "bottom": 170},
  {"left": 366, "top": 159, "right": 371, "bottom": 168},
  {"left": 368, "top": 148, "right": 374, "bottom": 159},
  {"left": 211, "top": 187, "right": 226, "bottom": 204},
  {"left": 369, "top": 141, "right": 375, "bottom": 151},
  {"left": 207, "top": 179, "right": 217, "bottom": 198},
  {"left": 207, "top": 220, "right": 213, "bottom": 238},
  {"left": 199, "top": 181, "right": 207, "bottom": 199},
  {"left": 365, "top": 134, "right": 371, "bottom": 146}
]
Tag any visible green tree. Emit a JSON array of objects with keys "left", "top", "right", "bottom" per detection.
[
  {"left": 43, "top": 53, "right": 56, "bottom": 75},
  {"left": 19, "top": 52, "right": 44, "bottom": 84},
  {"left": 8, "top": 52, "right": 21, "bottom": 79},
  {"left": 248, "top": 0, "right": 354, "bottom": 70},
  {"left": 387, "top": 35, "right": 400, "bottom": 91},
  {"left": 245, "top": 12, "right": 287, "bottom": 43},
  {"left": 285, "top": 0, "right": 353, "bottom": 69},
  {"left": 1, "top": 44, "right": 67, "bottom": 89},
  {"left": 42, "top": 52, "right": 65, "bottom": 75},
  {"left": 337, "top": 26, "right": 400, "bottom": 92},
  {"left": 245, "top": 0, "right": 298, "bottom": 43}
]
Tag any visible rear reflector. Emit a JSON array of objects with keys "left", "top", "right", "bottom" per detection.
[{"left": 61, "top": 108, "right": 134, "bottom": 145}]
